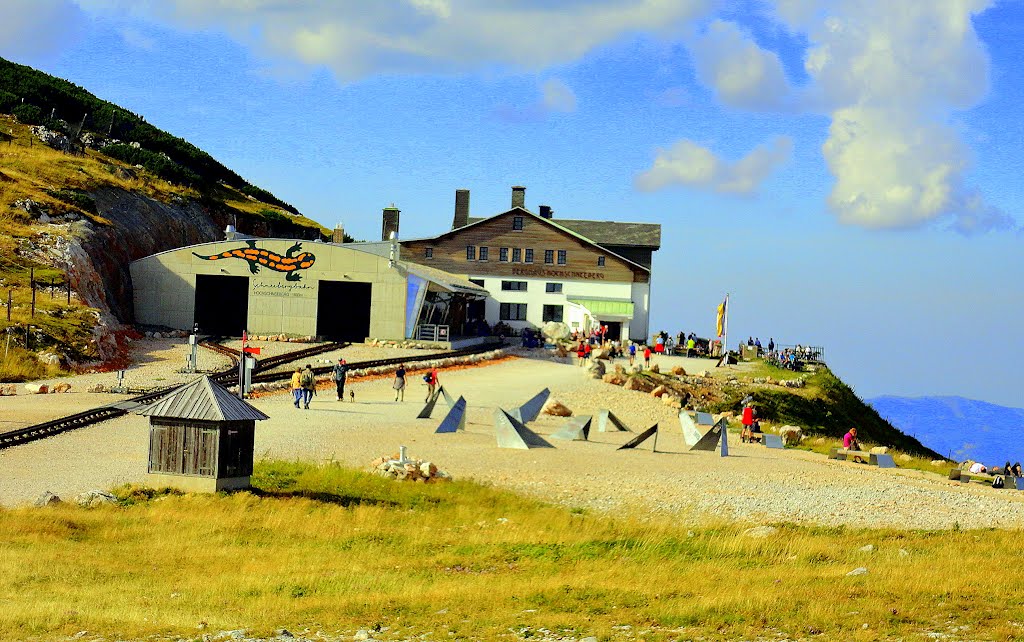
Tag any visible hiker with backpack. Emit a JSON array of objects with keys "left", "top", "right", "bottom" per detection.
[
  {"left": 393, "top": 364, "right": 406, "bottom": 402},
  {"left": 423, "top": 367, "right": 439, "bottom": 402},
  {"left": 290, "top": 367, "right": 303, "bottom": 409},
  {"left": 300, "top": 363, "right": 315, "bottom": 409}
]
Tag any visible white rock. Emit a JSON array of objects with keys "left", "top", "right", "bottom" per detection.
[
  {"left": 846, "top": 567, "right": 868, "bottom": 576},
  {"left": 859, "top": 544, "right": 875, "bottom": 553},
  {"left": 743, "top": 525, "right": 778, "bottom": 538}
]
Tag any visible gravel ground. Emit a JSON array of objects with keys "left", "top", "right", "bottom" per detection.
[{"left": 2, "top": 353, "right": 1023, "bottom": 530}]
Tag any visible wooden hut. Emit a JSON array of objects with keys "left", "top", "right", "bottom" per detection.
[{"left": 137, "top": 375, "right": 268, "bottom": 492}]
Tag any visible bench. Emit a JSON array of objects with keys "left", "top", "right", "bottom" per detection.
[
  {"left": 828, "top": 448, "right": 897, "bottom": 468},
  {"left": 950, "top": 469, "right": 1024, "bottom": 489}
]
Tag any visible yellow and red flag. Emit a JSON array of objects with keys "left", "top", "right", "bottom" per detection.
[{"left": 716, "top": 297, "right": 727, "bottom": 338}]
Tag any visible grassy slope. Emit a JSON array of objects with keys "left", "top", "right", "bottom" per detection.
[
  {"left": 705, "top": 360, "right": 943, "bottom": 460},
  {"left": 0, "top": 114, "right": 327, "bottom": 380},
  {"left": 1, "top": 461, "right": 1021, "bottom": 641}
]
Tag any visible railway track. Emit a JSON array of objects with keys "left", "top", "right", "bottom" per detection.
[{"left": 0, "top": 339, "right": 502, "bottom": 450}]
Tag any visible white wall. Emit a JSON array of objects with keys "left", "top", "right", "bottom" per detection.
[{"left": 468, "top": 274, "right": 645, "bottom": 338}]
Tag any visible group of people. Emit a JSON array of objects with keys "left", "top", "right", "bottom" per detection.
[
  {"left": 291, "top": 358, "right": 440, "bottom": 408},
  {"left": 575, "top": 339, "right": 655, "bottom": 369}
]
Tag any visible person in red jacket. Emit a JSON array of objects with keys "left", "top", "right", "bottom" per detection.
[
  {"left": 643, "top": 345, "right": 652, "bottom": 368},
  {"left": 741, "top": 404, "right": 755, "bottom": 442}
]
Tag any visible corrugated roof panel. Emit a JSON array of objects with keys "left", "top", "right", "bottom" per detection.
[{"left": 137, "top": 376, "right": 269, "bottom": 422}]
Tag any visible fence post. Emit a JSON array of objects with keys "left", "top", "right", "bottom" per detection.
[
  {"left": 67, "top": 281, "right": 71, "bottom": 304},
  {"left": 30, "top": 268, "right": 35, "bottom": 318},
  {"left": 6, "top": 289, "right": 10, "bottom": 322}
]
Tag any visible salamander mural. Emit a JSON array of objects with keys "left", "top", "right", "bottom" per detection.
[{"left": 192, "top": 240, "right": 316, "bottom": 281}]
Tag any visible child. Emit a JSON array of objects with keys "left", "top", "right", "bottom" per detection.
[{"left": 643, "top": 345, "right": 651, "bottom": 368}]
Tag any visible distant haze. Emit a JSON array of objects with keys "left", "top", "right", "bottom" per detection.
[{"left": 867, "top": 396, "right": 1024, "bottom": 465}]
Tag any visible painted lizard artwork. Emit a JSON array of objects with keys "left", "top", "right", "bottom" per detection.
[{"left": 192, "top": 241, "right": 316, "bottom": 281}]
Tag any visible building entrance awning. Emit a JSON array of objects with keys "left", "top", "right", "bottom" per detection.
[
  {"left": 567, "top": 297, "right": 634, "bottom": 318},
  {"left": 403, "top": 263, "right": 489, "bottom": 297}
]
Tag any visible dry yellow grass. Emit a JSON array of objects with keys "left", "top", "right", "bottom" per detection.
[{"left": 2, "top": 461, "right": 1024, "bottom": 641}]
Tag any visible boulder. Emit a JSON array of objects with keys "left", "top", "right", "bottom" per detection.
[
  {"left": 542, "top": 400, "right": 573, "bottom": 417},
  {"left": 613, "top": 364, "right": 625, "bottom": 375},
  {"left": 649, "top": 363, "right": 660, "bottom": 374},
  {"left": 36, "top": 352, "right": 62, "bottom": 366},
  {"left": 34, "top": 491, "right": 61, "bottom": 507},
  {"left": 671, "top": 366, "right": 686, "bottom": 376},
  {"left": 624, "top": 376, "right": 656, "bottom": 393},
  {"left": 930, "top": 459, "right": 946, "bottom": 467},
  {"left": 587, "top": 360, "right": 606, "bottom": 377},
  {"left": 700, "top": 370, "right": 712, "bottom": 377},
  {"left": 0, "top": 384, "right": 15, "bottom": 396},
  {"left": 870, "top": 446, "right": 888, "bottom": 455},
  {"left": 650, "top": 385, "right": 667, "bottom": 398},
  {"left": 86, "top": 383, "right": 107, "bottom": 393},
  {"left": 25, "top": 383, "right": 49, "bottom": 394},
  {"left": 662, "top": 395, "right": 682, "bottom": 409},
  {"left": 591, "top": 348, "right": 611, "bottom": 360},
  {"left": 846, "top": 567, "right": 868, "bottom": 577},
  {"left": 765, "top": 376, "right": 776, "bottom": 385},
  {"left": 898, "top": 454, "right": 912, "bottom": 463},
  {"left": 53, "top": 383, "right": 72, "bottom": 394},
  {"left": 602, "top": 373, "right": 626, "bottom": 386},
  {"left": 74, "top": 490, "right": 117, "bottom": 508},
  {"left": 778, "top": 425, "right": 803, "bottom": 446}
]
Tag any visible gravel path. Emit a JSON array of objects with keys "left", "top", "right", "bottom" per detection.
[{"left": 2, "top": 354, "right": 1022, "bottom": 529}]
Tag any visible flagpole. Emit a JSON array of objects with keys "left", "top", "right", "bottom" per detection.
[{"left": 723, "top": 293, "right": 730, "bottom": 361}]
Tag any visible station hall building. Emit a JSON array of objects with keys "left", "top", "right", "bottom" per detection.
[{"left": 399, "top": 186, "right": 660, "bottom": 342}]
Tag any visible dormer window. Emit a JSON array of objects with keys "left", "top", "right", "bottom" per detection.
[
  {"left": 512, "top": 216, "right": 524, "bottom": 231},
  {"left": 597, "top": 255, "right": 605, "bottom": 267},
  {"left": 425, "top": 248, "right": 434, "bottom": 259}
]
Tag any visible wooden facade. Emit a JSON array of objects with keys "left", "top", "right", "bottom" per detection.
[
  {"left": 148, "top": 418, "right": 255, "bottom": 479},
  {"left": 401, "top": 209, "right": 649, "bottom": 284}
]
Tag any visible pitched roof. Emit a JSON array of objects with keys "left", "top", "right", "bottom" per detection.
[
  {"left": 467, "top": 216, "right": 661, "bottom": 249},
  {"left": 137, "top": 376, "right": 269, "bottom": 422},
  {"left": 447, "top": 208, "right": 650, "bottom": 273}
]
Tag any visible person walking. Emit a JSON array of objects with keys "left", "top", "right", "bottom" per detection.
[
  {"left": 628, "top": 342, "right": 636, "bottom": 365},
  {"left": 290, "top": 367, "right": 303, "bottom": 409},
  {"left": 300, "top": 363, "right": 315, "bottom": 409},
  {"left": 643, "top": 345, "right": 651, "bottom": 369},
  {"left": 393, "top": 363, "right": 407, "bottom": 402},
  {"left": 424, "top": 367, "right": 439, "bottom": 402},
  {"left": 686, "top": 336, "right": 695, "bottom": 357},
  {"left": 332, "top": 358, "right": 348, "bottom": 401},
  {"left": 577, "top": 341, "right": 586, "bottom": 367}
]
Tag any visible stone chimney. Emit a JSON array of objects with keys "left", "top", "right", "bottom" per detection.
[
  {"left": 453, "top": 189, "right": 470, "bottom": 229},
  {"left": 511, "top": 185, "right": 526, "bottom": 210},
  {"left": 332, "top": 222, "right": 345, "bottom": 244},
  {"left": 382, "top": 205, "right": 400, "bottom": 241},
  {"left": 538, "top": 205, "right": 553, "bottom": 219}
]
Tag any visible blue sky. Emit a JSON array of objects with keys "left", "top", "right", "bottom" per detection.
[{"left": 3, "top": 0, "right": 1022, "bottom": 407}]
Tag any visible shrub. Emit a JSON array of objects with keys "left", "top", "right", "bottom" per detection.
[{"left": 11, "top": 103, "right": 43, "bottom": 124}]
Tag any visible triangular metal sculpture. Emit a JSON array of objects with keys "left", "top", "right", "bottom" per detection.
[
  {"left": 617, "top": 424, "right": 659, "bottom": 451},
  {"left": 597, "top": 409, "right": 630, "bottom": 433},
  {"left": 762, "top": 434, "right": 784, "bottom": 449},
  {"left": 439, "top": 385, "right": 455, "bottom": 409},
  {"left": 694, "top": 411, "right": 715, "bottom": 426},
  {"left": 719, "top": 419, "right": 729, "bottom": 457},
  {"left": 417, "top": 389, "right": 441, "bottom": 419},
  {"left": 679, "top": 410, "right": 703, "bottom": 446},
  {"left": 435, "top": 396, "right": 467, "bottom": 433},
  {"left": 510, "top": 388, "right": 550, "bottom": 424},
  {"left": 495, "top": 408, "right": 553, "bottom": 449},
  {"left": 551, "top": 416, "right": 592, "bottom": 441},
  {"left": 691, "top": 417, "right": 728, "bottom": 452}
]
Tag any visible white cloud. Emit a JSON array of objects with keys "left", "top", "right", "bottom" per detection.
[
  {"left": 797, "top": 0, "right": 1009, "bottom": 232},
  {"left": 688, "top": 20, "right": 793, "bottom": 110},
  {"left": 635, "top": 136, "right": 792, "bottom": 195},
  {"left": 119, "top": 26, "right": 156, "bottom": 51},
  {"left": 541, "top": 78, "right": 577, "bottom": 113},
  {"left": 494, "top": 77, "right": 578, "bottom": 123},
  {"left": 79, "top": 0, "right": 714, "bottom": 80},
  {"left": 0, "top": 0, "right": 81, "bottom": 58}
]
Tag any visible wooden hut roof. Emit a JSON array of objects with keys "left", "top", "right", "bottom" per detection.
[{"left": 137, "top": 376, "right": 269, "bottom": 422}]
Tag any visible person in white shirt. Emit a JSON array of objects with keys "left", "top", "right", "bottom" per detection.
[{"left": 969, "top": 462, "right": 988, "bottom": 474}]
